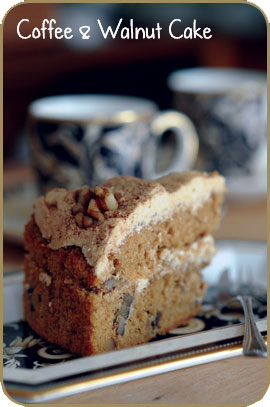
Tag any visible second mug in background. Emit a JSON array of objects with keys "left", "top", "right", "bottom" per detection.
[
  {"left": 168, "top": 67, "right": 267, "bottom": 178},
  {"left": 28, "top": 95, "right": 199, "bottom": 192}
]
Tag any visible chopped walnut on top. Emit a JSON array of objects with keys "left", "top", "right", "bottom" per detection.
[
  {"left": 87, "top": 199, "right": 105, "bottom": 222},
  {"left": 77, "top": 185, "right": 92, "bottom": 207},
  {"left": 94, "top": 186, "right": 119, "bottom": 211},
  {"left": 45, "top": 189, "right": 66, "bottom": 207},
  {"left": 72, "top": 185, "right": 119, "bottom": 228}
]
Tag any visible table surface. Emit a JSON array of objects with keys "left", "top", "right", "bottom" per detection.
[
  {"left": 3, "top": 164, "right": 268, "bottom": 404},
  {"left": 53, "top": 356, "right": 268, "bottom": 405}
]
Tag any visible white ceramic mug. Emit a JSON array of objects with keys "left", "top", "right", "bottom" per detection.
[
  {"left": 28, "top": 94, "right": 199, "bottom": 191},
  {"left": 168, "top": 67, "right": 267, "bottom": 178}
]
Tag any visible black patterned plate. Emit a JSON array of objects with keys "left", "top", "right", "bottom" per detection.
[{"left": 3, "top": 240, "right": 267, "bottom": 403}]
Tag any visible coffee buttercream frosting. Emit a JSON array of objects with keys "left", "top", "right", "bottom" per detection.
[{"left": 33, "top": 171, "right": 225, "bottom": 281}]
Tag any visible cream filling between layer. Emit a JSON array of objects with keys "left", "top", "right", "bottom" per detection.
[
  {"left": 157, "top": 235, "right": 216, "bottom": 276},
  {"left": 134, "top": 235, "right": 215, "bottom": 293}
]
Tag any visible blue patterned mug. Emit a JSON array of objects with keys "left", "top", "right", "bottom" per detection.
[
  {"left": 168, "top": 68, "right": 267, "bottom": 178},
  {"left": 28, "top": 95, "right": 198, "bottom": 192}
]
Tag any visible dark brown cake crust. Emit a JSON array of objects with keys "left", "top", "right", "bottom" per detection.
[{"left": 24, "top": 218, "right": 95, "bottom": 354}]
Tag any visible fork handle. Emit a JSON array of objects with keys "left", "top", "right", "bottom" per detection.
[{"left": 237, "top": 295, "right": 267, "bottom": 357}]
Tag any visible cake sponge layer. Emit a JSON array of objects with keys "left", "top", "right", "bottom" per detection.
[{"left": 24, "top": 223, "right": 212, "bottom": 355}]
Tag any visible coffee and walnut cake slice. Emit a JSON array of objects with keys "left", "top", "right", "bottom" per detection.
[{"left": 23, "top": 171, "right": 226, "bottom": 355}]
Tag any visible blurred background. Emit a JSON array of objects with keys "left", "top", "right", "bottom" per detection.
[{"left": 3, "top": 2, "right": 267, "bottom": 271}]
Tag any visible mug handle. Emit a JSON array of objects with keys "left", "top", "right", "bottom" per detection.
[{"left": 150, "top": 111, "right": 199, "bottom": 178}]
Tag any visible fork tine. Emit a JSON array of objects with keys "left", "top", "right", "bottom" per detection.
[
  {"left": 237, "top": 267, "right": 265, "bottom": 308},
  {"left": 237, "top": 267, "right": 251, "bottom": 296},
  {"left": 217, "top": 268, "right": 232, "bottom": 305}
]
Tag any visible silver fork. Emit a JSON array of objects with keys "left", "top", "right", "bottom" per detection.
[
  {"left": 236, "top": 295, "right": 267, "bottom": 357},
  {"left": 236, "top": 267, "right": 267, "bottom": 357},
  {"left": 217, "top": 268, "right": 267, "bottom": 357}
]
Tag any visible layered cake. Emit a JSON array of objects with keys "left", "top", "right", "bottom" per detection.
[{"left": 23, "top": 171, "right": 226, "bottom": 355}]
